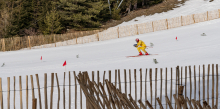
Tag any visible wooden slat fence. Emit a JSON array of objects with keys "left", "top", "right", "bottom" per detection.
[
  {"left": 1, "top": 9, "right": 220, "bottom": 52},
  {"left": 0, "top": 64, "right": 219, "bottom": 109}
]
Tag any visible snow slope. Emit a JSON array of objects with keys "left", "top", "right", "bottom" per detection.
[
  {"left": 117, "top": 0, "right": 220, "bottom": 26},
  {"left": 1, "top": 17, "right": 220, "bottom": 109},
  {"left": 0, "top": 0, "right": 220, "bottom": 108}
]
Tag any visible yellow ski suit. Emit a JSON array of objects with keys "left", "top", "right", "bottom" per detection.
[{"left": 136, "top": 40, "right": 147, "bottom": 53}]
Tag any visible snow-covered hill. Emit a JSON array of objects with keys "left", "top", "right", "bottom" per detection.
[
  {"left": 117, "top": 0, "right": 220, "bottom": 26},
  {"left": 0, "top": 0, "right": 220, "bottom": 108}
]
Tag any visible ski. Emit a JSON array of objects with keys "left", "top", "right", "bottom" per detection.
[{"left": 126, "top": 54, "right": 158, "bottom": 58}]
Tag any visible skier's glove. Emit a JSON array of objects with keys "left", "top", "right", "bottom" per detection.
[{"left": 133, "top": 44, "right": 137, "bottom": 47}]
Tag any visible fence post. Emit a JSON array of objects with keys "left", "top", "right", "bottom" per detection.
[
  {"left": 54, "top": 35, "right": 56, "bottom": 47},
  {"left": 80, "top": 72, "right": 82, "bottom": 109},
  {"left": 118, "top": 69, "right": 121, "bottom": 92},
  {"left": 108, "top": 70, "right": 111, "bottom": 83},
  {"left": 212, "top": 64, "right": 214, "bottom": 108},
  {"left": 140, "top": 68, "right": 142, "bottom": 104},
  {"left": 185, "top": 66, "right": 187, "bottom": 99},
  {"left": 14, "top": 76, "right": 16, "bottom": 109},
  {"left": 193, "top": 14, "right": 195, "bottom": 23},
  {"left": 160, "top": 68, "right": 162, "bottom": 101},
  {"left": 97, "top": 70, "right": 100, "bottom": 106},
  {"left": 216, "top": 64, "right": 218, "bottom": 107},
  {"left": 63, "top": 72, "right": 66, "bottom": 109},
  {"left": 207, "top": 64, "right": 210, "bottom": 105},
  {"left": 19, "top": 76, "right": 23, "bottom": 109},
  {"left": 44, "top": 74, "right": 48, "bottom": 109},
  {"left": 165, "top": 68, "right": 168, "bottom": 109},
  {"left": 1, "top": 38, "right": 5, "bottom": 52},
  {"left": 103, "top": 71, "right": 106, "bottom": 87},
  {"left": 199, "top": 65, "right": 201, "bottom": 102},
  {"left": 124, "top": 69, "right": 127, "bottom": 95},
  {"left": 181, "top": 16, "right": 183, "bottom": 26},
  {"left": 96, "top": 33, "right": 99, "bottom": 41},
  {"left": 73, "top": 72, "right": 77, "bottom": 109},
  {"left": 218, "top": 9, "right": 220, "bottom": 18},
  {"left": 0, "top": 78, "right": 3, "bottom": 109},
  {"left": 28, "top": 36, "right": 31, "bottom": 49},
  {"left": 32, "top": 98, "right": 37, "bottom": 109},
  {"left": 69, "top": 72, "right": 71, "bottom": 109},
  {"left": 103, "top": 71, "right": 106, "bottom": 108},
  {"left": 117, "top": 27, "right": 120, "bottom": 38},
  {"left": 76, "top": 35, "right": 78, "bottom": 44},
  {"left": 129, "top": 69, "right": 131, "bottom": 94},
  {"left": 50, "top": 73, "right": 54, "bottom": 109},
  {"left": 181, "top": 67, "right": 182, "bottom": 86},
  {"left": 150, "top": 68, "right": 152, "bottom": 104},
  {"left": 203, "top": 65, "right": 205, "bottom": 107},
  {"left": 188, "top": 66, "right": 192, "bottom": 102},
  {"left": 134, "top": 69, "right": 137, "bottom": 103},
  {"left": 152, "top": 22, "right": 154, "bottom": 32},
  {"left": 170, "top": 68, "right": 173, "bottom": 106},
  {"left": 26, "top": 76, "right": 28, "bottom": 109},
  {"left": 166, "top": 19, "right": 168, "bottom": 29},
  {"left": 136, "top": 24, "right": 139, "bottom": 35},
  {"left": 194, "top": 65, "right": 196, "bottom": 102},
  {"left": 115, "top": 69, "right": 117, "bottom": 88},
  {"left": 207, "top": 11, "right": 209, "bottom": 21},
  {"left": 145, "top": 69, "right": 148, "bottom": 107},
  {"left": 7, "top": 77, "right": 10, "bottom": 109},
  {"left": 36, "top": 74, "right": 42, "bottom": 109},
  {"left": 30, "top": 75, "right": 35, "bottom": 99},
  {"left": 55, "top": 73, "right": 60, "bottom": 109},
  {"left": 155, "top": 68, "right": 157, "bottom": 109},
  {"left": 1, "top": 39, "right": 3, "bottom": 51}
]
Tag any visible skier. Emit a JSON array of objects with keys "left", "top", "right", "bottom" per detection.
[{"left": 134, "top": 38, "right": 149, "bottom": 55}]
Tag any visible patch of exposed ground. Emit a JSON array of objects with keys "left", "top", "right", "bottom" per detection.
[{"left": 101, "top": 0, "right": 188, "bottom": 29}]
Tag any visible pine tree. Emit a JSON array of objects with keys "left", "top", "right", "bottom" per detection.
[
  {"left": 0, "top": 0, "right": 12, "bottom": 38},
  {"left": 38, "top": 0, "right": 51, "bottom": 33},
  {"left": 4, "top": 0, "right": 23, "bottom": 37},
  {"left": 55, "top": 0, "right": 105, "bottom": 29},
  {"left": 43, "top": 7, "right": 62, "bottom": 34},
  {"left": 111, "top": 3, "right": 121, "bottom": 20}
]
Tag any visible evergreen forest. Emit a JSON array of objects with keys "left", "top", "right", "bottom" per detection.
[{"left": 0, "top": 0, "right": 163, "bottom": 38}]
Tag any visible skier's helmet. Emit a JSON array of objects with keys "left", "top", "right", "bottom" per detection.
[{"left": 135, "top": 38, "right": 139, "bottom": 43}]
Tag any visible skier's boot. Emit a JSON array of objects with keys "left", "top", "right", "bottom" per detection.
[
  {"left": 139, "top": 52, "right": 143, "bottom": 55},
  {"left": 145, "top": 52, "right": 149, "bottom": 55}
]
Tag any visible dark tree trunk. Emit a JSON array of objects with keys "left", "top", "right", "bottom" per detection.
[
  {"left": 146, "top": 0, "right": 150, "bottom": 8},
  {"left": 133, "top": 3, "right": 137, "bottom": 10},
  {"left": 128, "top": 3, "right": 131, "bottom": 13}
]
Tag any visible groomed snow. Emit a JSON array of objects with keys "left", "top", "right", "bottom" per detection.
[
  {"left": 117, "top": 0, "right": 220, "bottom": 26},
  {"left": 0, "top": 0, "right": 220, "bottom": 108}
]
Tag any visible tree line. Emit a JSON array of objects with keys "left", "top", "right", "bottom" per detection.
[{"left": 0, "top": 0, "right": 163, "bottom": 38}]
